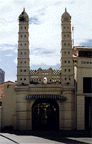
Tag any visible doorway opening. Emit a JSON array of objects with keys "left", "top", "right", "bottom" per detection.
[
  {"left": 32, "top": 99, "right": 59, "bottom": 130},
  {"left": 85, "top": 97, "right": 91, "bottom": 130}
]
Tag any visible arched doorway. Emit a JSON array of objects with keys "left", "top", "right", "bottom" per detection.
[{"left": 32, "top": 99, "right": 59, "bottom": 130}]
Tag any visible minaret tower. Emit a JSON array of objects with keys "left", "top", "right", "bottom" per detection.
[
  {"left": 61, "top": 8, "right": 74, "bottom": 86},
  {"left": 17, "top": 8, "right": 30, "bottom": 85}
]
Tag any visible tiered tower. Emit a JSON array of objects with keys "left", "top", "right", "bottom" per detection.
[
  {"left": 17, "top": 8, "right": 30, "bottom": 85},
  {"left": 61, "top": 8, "right": 74, "bottom": 87}
]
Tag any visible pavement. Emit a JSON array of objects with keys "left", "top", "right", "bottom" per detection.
[{"left": 0, "top": 130, "right": 92, "bottom": 144}]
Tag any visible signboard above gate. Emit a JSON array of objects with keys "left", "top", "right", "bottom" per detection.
[{"left": 25, "top": 94, "right": 66, "bottom": 100}]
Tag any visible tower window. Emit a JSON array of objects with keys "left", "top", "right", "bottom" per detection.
[
  {"left": 64, "top": 27, "right": 66, "bottom": 29},
  {"left": 67, "top": 34, "right": 69, "bottom": 37},
  {"left": 24, "top": 52, "right": 26, "bottom": 55},
  {"left": 24, "top": 69, "right": 26, "bottom": 72},
  {"left": 65, "top": 61, "right": 66, "bottom": 63},
  {"left": 21, "top": 52, "right": 22, "bottom": 54},
  {"left": 64, "top": 35, "right": 66, "bottom": 37},
  {"left": 25, "top": 43, "right": 26, "bottom": 46},
  {"left": 65, "top": 78, "right": 67, "bottom": 80},
  {"left": 25, "top": 27, "right": 26, "bottom": 29},
  {"left": 68, "top": 69, "right": 70, "bottom": 72},
  {"left": 64, "top": 18, "right": 68, "bottom": 21},
  {"left": 67, "top": 27, "right": 69, "bottom": 29},
  {"left": 24, "top": 35, "right": 26, "bottom": 37},
  {"left": 20, "top": 78, "right": 22, "bottom": 80},
  {"left": 24, "top": 61, "right": 26, "bottom": 63},
  {"left": 20, "top": 43, "right": 22, "bottom": 46},
  {"left": 65, "top": 69, "right": 67, "bottom": 72},
  {"left": 24, "top": 78, "right": 26, "bottom": 80},
  {"left": 21, "top": 27, "right": 22, "bottom": 29},
  {"left": 68, "top": 61, "right": 70, "bottom": 63},
  {"left": 21, "top": 35, "right": 22, "bottom": 37},
  {"left": 64, "top": 43, "right": 66, "bottom": 46},
  {"left": 64, "top": 51, "right": 66, "bottom": 54},
  {"left": 20, "top": 61, "right": 22, "bottom": 63},
  {"left": 68, "top": 43, "right": 70, "bottom": 46},
  {"left": 68, "top": 51, "right": 70, "bottom": 54},
  {"left": 20, "top": 69, "right": 22, "bottom": 72},
  {"left": 69, "top": 78, "right": 71, "bottom": 80}
]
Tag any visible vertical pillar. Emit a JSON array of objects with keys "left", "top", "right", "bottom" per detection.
[
  {"left": 77, "top": 96, "right": 85, "bottom": 130},
  {"left": 0, "top": 107, "right": 2, "bottom": 131}
]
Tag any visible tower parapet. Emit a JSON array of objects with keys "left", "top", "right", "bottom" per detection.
[
  {"left": 61, "top": 8, "right": 74, "bottom": 87},
  {"left": 17, "top": 8, "right": 30, "bottom": 85}
]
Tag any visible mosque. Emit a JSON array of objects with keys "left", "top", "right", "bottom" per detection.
[{"left": 1, "top": 8, "right": 92, "bottom": 131}]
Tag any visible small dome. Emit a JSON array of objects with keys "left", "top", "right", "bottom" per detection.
[
  {"left": 61, "top": 8, "right": 71, "bottom": 21},
  {"left": 19, "top": 8, "right": 29, "bottom": 22}
]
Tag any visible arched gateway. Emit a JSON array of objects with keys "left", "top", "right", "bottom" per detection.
[{"left": 32, "top": 99, "right": 59, "bottom": 130}]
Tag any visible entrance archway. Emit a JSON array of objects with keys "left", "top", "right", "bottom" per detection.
[{"left": 32, "top": 99, "right": 59, "bottom": 130}]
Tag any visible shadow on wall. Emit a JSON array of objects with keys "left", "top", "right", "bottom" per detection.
[{"left": 2, "top": 125, "right": 14, "bottom": 131}]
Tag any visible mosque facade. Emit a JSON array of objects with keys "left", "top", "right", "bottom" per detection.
[{"left": 1, "top": 8, "right": 92, "bottom": 131}]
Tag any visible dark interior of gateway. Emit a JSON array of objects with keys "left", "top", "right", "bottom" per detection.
[
  {"left": 83, "top": 77, "right": 92, "bottom": 93},
  {"left": 32, "top": 99, "right": 59, "bottom": 130},
  {"left": 85, "top": 97, "right": 91, "bottom": 130}
]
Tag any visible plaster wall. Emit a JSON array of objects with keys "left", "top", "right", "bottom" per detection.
[
  {"left": 77, "top": 96, "right": 85, "bottom": 130},
  {"left": 1, "top": 84, "right": 16, "bottom": 129}
]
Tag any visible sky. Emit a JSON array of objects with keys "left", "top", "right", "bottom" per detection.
[{"left": 0, "top": 0, "right": 92, "bottom": 82}]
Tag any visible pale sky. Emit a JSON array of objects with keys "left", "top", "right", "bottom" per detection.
[{"left": 0, "top": 0, "right": 92, "bottom": 82}]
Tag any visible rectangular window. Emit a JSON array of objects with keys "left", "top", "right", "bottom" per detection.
[
  {"left": 83, "top": 77, "right": 92, "bottom": 93},
  {"left": 79, "top": 51, "right": 92, "bottom": 57}
]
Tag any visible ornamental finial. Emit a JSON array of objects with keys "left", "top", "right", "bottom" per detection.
[
  {"left": 23, "top": 7, "right": 25, "bottom": 12},
  {"left": 65, "top": 7, "right": 67, "bottom": 12}
]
